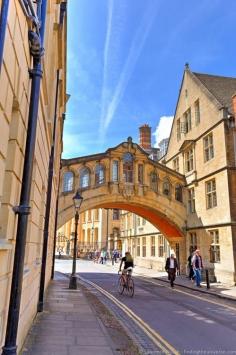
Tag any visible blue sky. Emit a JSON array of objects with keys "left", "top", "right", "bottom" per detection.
[{"left": 63, "top": 0, "right": 236, "bottom": 158}]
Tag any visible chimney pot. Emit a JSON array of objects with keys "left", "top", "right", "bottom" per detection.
[{"left": 139, "top": 124, "right": 151, "bottom": 150}]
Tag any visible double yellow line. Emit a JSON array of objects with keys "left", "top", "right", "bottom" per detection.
[{"left": 79, "top": 276, "right": 179, "bottom": 355}]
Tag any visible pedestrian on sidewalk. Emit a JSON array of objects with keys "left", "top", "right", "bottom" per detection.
[
  {"left": 187, "top": 252, "right": 195, "bottom": 281},
  {"left": 165, "top": 253, "right": 178, "bottom": 288},
  {"left": 192, "top": 249, "right": 203, "bottom": 287}
]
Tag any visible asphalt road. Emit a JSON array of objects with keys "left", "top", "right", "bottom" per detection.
[{"left": 56, "top": 259, "right": 236, "bottom": 353}]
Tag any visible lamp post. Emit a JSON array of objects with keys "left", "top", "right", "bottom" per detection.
[{"left": 69, "top": 191, "right": 83, "bottom": 290}]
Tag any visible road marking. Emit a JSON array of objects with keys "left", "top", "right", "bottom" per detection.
[
  {"left": 136, "top": 276, "right": 236, "bottom": 312},
  {"left": 79, "top": 276, "right": 179, "bottom": 355}
]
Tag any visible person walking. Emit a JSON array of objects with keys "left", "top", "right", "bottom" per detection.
[
  {"left": 187, "top": 253, "right": 195, "bottom": 281},
  {"left": 192, "top": 249, "right": 203, "bottom": 287},
  {"left": 165, "top": 253, "right": 178, "bottom": 288}
]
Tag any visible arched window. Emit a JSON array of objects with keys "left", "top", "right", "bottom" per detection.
[
  {"left": 163, "top": 178, "right": 171, "bottom": 197},
  {"left": 95, "top": 164, "right": 105, "bottom": 185},
  {"left": 175, "top": 184, "right": 183, "bottom": 202},
  {"left": 150, "top": 172, "right": 158, "bottom": 192},
  {"left": 80, "top": 167, "right": 90, "bottom": 188},
  {"left": 63, "top": 171, "right": 74, "bottom": 192},
  {"left": 112, "top": 160, "right": 119, "bottom": 182},
  {"left": 123, "top": 152, "right": 133, "bottom": 183}
]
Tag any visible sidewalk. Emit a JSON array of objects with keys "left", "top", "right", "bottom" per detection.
[{"left": 21, "top": 273, "right": 121, "bottom": 355}]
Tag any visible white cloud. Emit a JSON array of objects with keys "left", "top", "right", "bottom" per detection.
[{"left": 153, "top": 116, "right": 174, "bottom": 147}]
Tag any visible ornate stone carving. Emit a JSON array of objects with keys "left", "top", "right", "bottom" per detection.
[{"left": 121, "top": 183, "right": 135, "bottom": 200}]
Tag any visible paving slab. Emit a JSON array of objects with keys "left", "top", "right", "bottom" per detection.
[
  {"left": 68, "top": 345, "right": 114, "bottom": 355},
  {"left": 21, "top": 273, "right": 117, "bottom": 355}
]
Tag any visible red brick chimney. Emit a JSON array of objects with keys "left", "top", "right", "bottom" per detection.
[
  {"left": 232, "top": 94, "right": 236, "bottom": 120},
  {"left": 139, "top": 124, "right": 151, "bottom": 150}
]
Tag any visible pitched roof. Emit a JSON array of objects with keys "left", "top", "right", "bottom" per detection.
[{"left": 193, "top": 72, "right": 236, "bottom": 113}]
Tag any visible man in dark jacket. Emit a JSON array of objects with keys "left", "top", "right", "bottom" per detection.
[
  {"left": 192, "top": 249, "right": 203, "bottom": 287},
  {"left": 165, "top": 253, "right": 178, "bottom": 288}
]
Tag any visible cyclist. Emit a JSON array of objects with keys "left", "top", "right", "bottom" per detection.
[{"left": 119, "top": 251, "right": 134, "bottom": 282}]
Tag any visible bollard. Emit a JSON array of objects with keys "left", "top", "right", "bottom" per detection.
[{"left": 205, "top": 269, "right": 210, "bottom": 289}]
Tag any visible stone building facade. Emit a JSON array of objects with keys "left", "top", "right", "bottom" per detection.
[
  {"left": 164, "top": 65, "right": 236, "bottom": 284},
  {"left": 0, "top": 0, "right": 67, "bottom": 351},
  {"left": 119, "top": 68, "right": 236, "bottom": 284},
  {"left": 56, "top": 208, "right": 121, "bottom": 257},
  {"left": 119, "top": 126, "right": 171, "bottom": 272},
  {"left": 120, "top": 211, "right": 171, "bottom": 271}
]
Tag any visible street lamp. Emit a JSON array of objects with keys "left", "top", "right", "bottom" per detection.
[{"left": 69, "top": 191, "right": 83, "bottom": 289}]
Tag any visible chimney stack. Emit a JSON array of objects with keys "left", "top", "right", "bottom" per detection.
[{"left": 139, "top": 124, "right": 151, "bottom": 150}]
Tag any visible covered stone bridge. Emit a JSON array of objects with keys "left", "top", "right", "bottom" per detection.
[{"left": 58, "top": 138, "right": 187, "bottom": 253}]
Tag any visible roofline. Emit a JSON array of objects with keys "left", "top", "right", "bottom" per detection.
[
  {"left": 164, "top": 65, "right": 230, "bottom": 159},
  {"left": 61, "top": 152, "right": 107, "bottom": 166},
  {"left": 191, "top": 71, "right": 225, "bottom": 109},
  {"left": 61, "top": 140, "right": 185, "bottom": 180},
  {"left": 62, "top": 139, "right": 150, "bottom": 166}
]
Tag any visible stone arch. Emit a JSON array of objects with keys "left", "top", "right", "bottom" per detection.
[
  {"left": 58, "top": 195, "right": 185, "bottom": 244},
  {"left": 59, "top": 138, "right": 187, "bottom": 266}
]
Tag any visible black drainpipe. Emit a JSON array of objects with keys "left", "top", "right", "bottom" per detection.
[
  {"left": 51, "top": 175, "right": 60, "bottom": 280},
  {"left": 2, "top": 1, "right": 47, "bottom": 354},
  {"left": 38, "top": 68, "right": 60, "bottom": 312},
  {"left": 0, "top": 0, "right": 10, "bottom": 73},
  {"left": 51, "top": 113, "right": 65, "bottom": 280}
]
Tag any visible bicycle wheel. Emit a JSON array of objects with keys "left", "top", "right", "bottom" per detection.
[
  {"left": 118, "top": 276, "right": 125, "bottom": 294},
  {"left": 127, "top": 277, "right": 134, "bottom": 297}
]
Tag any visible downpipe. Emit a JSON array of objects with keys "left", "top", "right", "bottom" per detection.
[
  {"left": 0, "top": 0, "right": 10, "bottom": 73},
  {"left": 51, "top": 113, "right": 65, "bottom": 280},
  {"left": 38, "top": 69, "right": 60, "bottom": 312},
  {"left": 1, "top": 1, "right": 47, "bottom": 354}
]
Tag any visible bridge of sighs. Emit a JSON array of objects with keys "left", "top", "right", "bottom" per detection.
[{"left": 58, "top": 137, "right": 187, "bottom": 264}]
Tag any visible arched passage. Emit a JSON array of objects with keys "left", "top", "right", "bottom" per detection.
[{"left": 58, "top": 138, "right": 187, "bottom": 269}]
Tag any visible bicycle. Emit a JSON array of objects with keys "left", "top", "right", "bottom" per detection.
[{"left": 118, "top": 268, "right": 134, "bottom": 297}]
